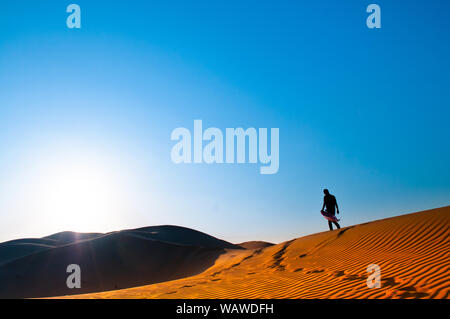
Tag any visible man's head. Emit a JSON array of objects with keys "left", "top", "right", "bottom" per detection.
[{"left": 323, "top": 189, "right": 329, "bottom": 195}]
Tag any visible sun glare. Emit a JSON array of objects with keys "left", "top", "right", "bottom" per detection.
[
  {"left": 19, "top": 149, "right": 137, "bottom": 234},
  {"left": 39, "top": 162, "right": 120, "bottom": 231}
]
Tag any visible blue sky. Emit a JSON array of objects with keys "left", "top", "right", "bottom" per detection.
[{"left": 0, "top": 1, "right": 449, "bottom": 243}]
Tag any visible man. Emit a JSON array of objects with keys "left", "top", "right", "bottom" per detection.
[{"left": 322, "top": 189, "right": 341, "bottom": 230}]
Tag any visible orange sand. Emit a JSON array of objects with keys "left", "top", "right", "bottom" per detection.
[{"left": 63, "top": 206, "right": 450, "bottom": 299}]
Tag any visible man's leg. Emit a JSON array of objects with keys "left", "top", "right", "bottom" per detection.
[
  {"left": 333, "top": 221, "right": 340, "bottom": 229},
  {"left": 328, "top": 221, "right": 333, "bottom": 230}
]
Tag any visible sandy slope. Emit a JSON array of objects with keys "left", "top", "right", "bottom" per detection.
[{"left": 67, "top": 206, "right": 450, "bottom": 299}]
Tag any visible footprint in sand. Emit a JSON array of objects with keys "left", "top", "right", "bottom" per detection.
[
  {"left": 381, "top": 277, "right": 398, "bottom": 287},
  {"left": 269, "top": 240, "right": 294, "bottom": 270},
  {"left": 342, "top": 274, "right": 361, "bottom": 281},
  {"left": 333, "top": 270, "right": 346, "bottom": 277},
  {"left": 307, "top": 269, "right": 325, "bottom": 274},
  {"left": 385, "top": 286, "right": 429, "bottom": 298},
  {"left": 337, "top": 227, "right": 353, "bottom": 237}
]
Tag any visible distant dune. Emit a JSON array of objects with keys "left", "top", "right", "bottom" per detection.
[
  {"left": 66, "top": 206, "right": 449, "bottom": 299},
  {"left": 237, "top": 241, "right": 275, "bottom": 250},
  {"left": 0, "top": 225, "right": 241, "bottom": 298},
  {"left": 0, "top": 232, "right": 103, "bottom": 267}
]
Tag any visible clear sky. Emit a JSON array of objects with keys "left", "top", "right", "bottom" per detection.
[{"left": 0, "top": 1, "right": 449, "bottom": 243}]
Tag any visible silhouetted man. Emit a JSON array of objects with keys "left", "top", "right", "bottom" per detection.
[{"left": 322, "top": 189, "right": 341, "bottom": 230}]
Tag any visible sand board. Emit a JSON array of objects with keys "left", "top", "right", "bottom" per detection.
[{"left": 321, "top": 210, "right": 340, "bottom": 222}]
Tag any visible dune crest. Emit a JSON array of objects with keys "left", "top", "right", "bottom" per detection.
[{"left": 68, "top": 206, "right": 450, "bottom": 299}]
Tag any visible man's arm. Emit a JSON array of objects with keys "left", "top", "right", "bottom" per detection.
[
  {"left": 335, "top": 200, "right": 339, "bottom": 214},
  {"left": 322, "top": 198, "right": 325, "bottom": 211}
]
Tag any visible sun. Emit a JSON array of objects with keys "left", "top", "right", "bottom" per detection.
[
  {"left": 22, "top": 150, "right": 133, "bottom": 234},
  {"left": 38, "top": 161, "right": 121, "bottom": 231}
]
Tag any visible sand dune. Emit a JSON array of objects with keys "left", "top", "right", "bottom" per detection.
[
  {"left": 67, "top": 206, "right": 449, "bottom": 299},
  {"left": 43, "top": 231, "right": 103, "bottom": 245},
  {"left": 0, "top": 225, "right": 241, "bottom": 298},
  {"left": 0, "top": 232, "right": 104, "bottom": 266},
  {"left": 237, "top": 241, "right": 275, "bottom": 250}
]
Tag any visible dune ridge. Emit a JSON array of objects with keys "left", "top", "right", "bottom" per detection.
[{"left": 68, "top": 206, "right": 449, "bottom": 299}]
